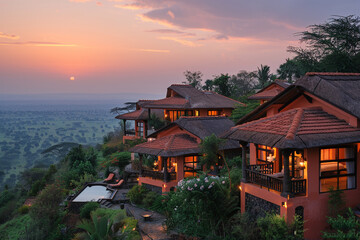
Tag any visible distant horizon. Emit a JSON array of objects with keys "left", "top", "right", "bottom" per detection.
[{"left": 0, "top": 92, "right": 164, "bottom": 103}]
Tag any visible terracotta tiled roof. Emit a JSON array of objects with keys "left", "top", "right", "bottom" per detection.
[
  {"left": 142, "top": 97, "right": 189, "bottom": 108},
  {"left": 147, "top": 116, "right": 240, "bottom": 150},
  {"left": 224, "top": 107, "right": 360, "bottom": 149},
  {"left": 248, "top": 87, "right": 285, "bottom": 100},
  {"left": 306, "top": 72, "right": 360, "bottom": 76},
  {"left": 239, "top": 72, "right": 360, "bottom": 124},
  {"left": 142, "top": 84, "right": 243, "bottom": 109},
  {"left": 248, "top": 80, "right": 290, "bottom": 100},
  {"left": 129, "top": 133, "right": 200, "bottom": 157},
  {"left": 115, "top": 109, "right": 148, "bottom": 120}
]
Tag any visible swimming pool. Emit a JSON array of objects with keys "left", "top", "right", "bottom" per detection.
[{"left": 72, "top": 185, "right": 115, "bottom": 202}]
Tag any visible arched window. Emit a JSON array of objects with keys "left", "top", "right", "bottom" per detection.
[{"left": 295, "top": 206, "right": 304, "bottom": 224}]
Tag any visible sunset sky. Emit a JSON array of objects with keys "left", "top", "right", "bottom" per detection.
[{"left": 1, "top": 0, "right": 359, "bottom": 95}]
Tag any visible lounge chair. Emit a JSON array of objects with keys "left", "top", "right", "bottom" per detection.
[
  {"left": 104, "top": 173, "right": 115, "bottom": 183},
  {"left": 108, "top": 179, "right": 124, "bottom": 188}
]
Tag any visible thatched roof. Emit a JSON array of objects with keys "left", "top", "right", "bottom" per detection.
[
  {"left": 239, "top": 73, "right": 360, "bottom": 124},
  {"left": 223, "top": 107, "right": 360, "bottom": 149},
  {"left": 248, "top": 80, "right": 290, "bottom": 100},
  {"left": 142, "top": 84, "right": 243, "bottom": 109}
]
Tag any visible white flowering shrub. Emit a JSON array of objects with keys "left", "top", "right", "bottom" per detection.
[
  {"left": 177, "top": 175, "right": 228, "bottom": 192},
  {"left": 164, "top": 174, "right": 238, "bottom": 238}
]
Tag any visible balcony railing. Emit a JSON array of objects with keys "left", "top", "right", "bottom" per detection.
[
  {"left": 248, "top": 163, "right": 274, "bottom": 174},
  {"left": 245, "top": 169, "right": 306, "bottom": 195},
  {"left": 141, "top": 169, "right": 176, "bottom": 181}
]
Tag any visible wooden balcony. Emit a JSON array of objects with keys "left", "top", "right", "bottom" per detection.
[
  {"left": 141, "top": 169, "right": 176, "bottom": 182},
  {"left": 245, "top": 165, "right": 306, "bottom": 195}
]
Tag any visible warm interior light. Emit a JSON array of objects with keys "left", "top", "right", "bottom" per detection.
[
  {"left": 282, "top": 202, "right": 287, "bottom": 208},
  {"left": 239, "top": 186, "right": 242, "bottom": 191},
  {"left": 299, "top": 161, "right": 304, "bottom": 167}
]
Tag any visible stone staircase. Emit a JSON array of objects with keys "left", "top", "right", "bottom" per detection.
[{"left": 98, "top": 198, "right": 114, "bottom": 208}]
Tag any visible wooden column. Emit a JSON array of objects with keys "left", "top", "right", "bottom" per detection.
[
  {"left": 163, "top": 157, "right": 169, "bottom": 182},
  {"left": 139, "top": 154, "right": 143, "bottom": 177},
  {"left": 123, "top": 119, "right": 126, "bottom": 136},
  {"left": 281, "top": 149, "right": 292, "bottom": 198},
  {"left": 147, "top": 108, "right": 151, "bottom": 130},
  {"left": 240, "top": 141, "right": 248, "bottom": 183},
  {"left": 143, "top": 120, "right": 147, "bottom": 137}
]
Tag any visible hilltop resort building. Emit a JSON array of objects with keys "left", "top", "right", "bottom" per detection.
[
  {"left": 223, "top": 72, "right": 360, "bottom": 239},
  {"left": 116, "top": 84, "right": 243, "bottom": 142},
  {"left": 120, "top": 74, "right": 359, "bottom": 240}
]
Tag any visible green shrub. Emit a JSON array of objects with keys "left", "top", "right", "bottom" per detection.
[
  {"left": 257, "top": 213, "right": 303, "bottom": 240},
  {"left": 109, "top": 151, "right": 131, "bottom": 171},
  {"left": 102, "top": 142, "right": 124, "bottom": 157},
  {"left": 323, "top": 208, "right": 360, "bottom": 240},
  {"left": 0, "top": 200, "right": 17, "bottom": 224},
  {"left": 165, "top": 175, "right": 238, "bottom": 238},
  {"left": 143, "top": 191, "right": 159, "bottom": 208},
  {"left": 18, "top": 205, "right": 30, "bottom": 215},
  {"left": 0, "top": 214, "right": 32, "bottom": 240},
  {"left": 0, "top": 189, "right": 14, "bottom": 208},
  {"left": 127, "top": 185, "right": 148, "bottom": 205},
  {"left": 80, "top": 202, "right": 100, "bottom": 219},
  {"left": 151, "top": 194, "right": 167, "bottom": 213},
  {"left": 70, "top": 173, "right": 98, "bottom": 191},
  {"left": 328, "top": 186, "right": 346, "bottom": 217},
  {"left": 29, "top": 179, "right": 46, "bottom": 196},
  {"left": 230, "top": 213, "right": 260, "bottom": 240},
  {"left": 30, "top": 183, "right": 64, "bottom": 223},
  {"left": 76, "top": 208, "right": 140, "bottom": 240},
  {"left": 123, "top": 217, "right": 141, "bottom": 240}
]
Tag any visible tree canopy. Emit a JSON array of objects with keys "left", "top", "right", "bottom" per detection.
[
  {"left": 287, "top": 15, "right": 360, "bottom": 74},
  {"left": 183, "top": 70, "right": 203, "bottom": 89}
]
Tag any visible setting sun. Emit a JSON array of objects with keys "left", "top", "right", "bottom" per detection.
[{"left": 70, "top": 76, "right": 75, "bottom": 81}]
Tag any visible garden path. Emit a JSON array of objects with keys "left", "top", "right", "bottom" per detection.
[{"left": 125, "top": 204, "right": 171, "bottom": 240}]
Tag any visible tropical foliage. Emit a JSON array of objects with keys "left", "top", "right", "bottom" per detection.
[
  {"left": 165, "top": 175, "right": 238, "bottom": 238},
  {"left": 322, "top": 208, "right": 360, "bottom": 240}
]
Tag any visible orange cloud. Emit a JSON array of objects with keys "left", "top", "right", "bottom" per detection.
[
  {"left": 114, "top": 4, "right": 144, "bottom": 10},
  {"left": 0, "top": 32, "right": 20, "bottom": 40},
  {"left": 138, "top": 14, "right": 175, "bottom": 28},
  {"left": 268, "top": 19, "right": 304, "bottom": 31},
  {"left": 167, "top": 10, "right": 175, "bottom": 19},
  {"left": 158, "top": 36, "right": 201, "bottom": 47},
  {"left": 130, "top": 48, "right": 170, "bottom": 53},
  {"left": 69, "top": 0, "right": 92, "bottom": 2},
  {"left": 0, "top": 41, "right": 77, "bottom": 47}
]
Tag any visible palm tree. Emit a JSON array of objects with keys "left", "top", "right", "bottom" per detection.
[
  {"left": 75, "top": 211, "right": 126, "bottom": 240},
  {"left": 256, "top": 64, "right": 271, "bottom": 88}
]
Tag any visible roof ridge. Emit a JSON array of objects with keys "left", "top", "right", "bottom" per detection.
[
  {"left": 306, "top": 72, "right": 360, "bottom": 76},
  {"left": 164, "top": 134, "right": 176, "bottom": 151},
  {"left": 170, "top": 84, "right": 193, "bottom": 87},
  {"left": 285, "top": 108, "right": 304, "bottom": 139},
  {"left": 207, "top": 91, "right": 245, "bottom": 105},
  {"left": 179, "top": 116, "right": 227, "bottom": 119}
]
